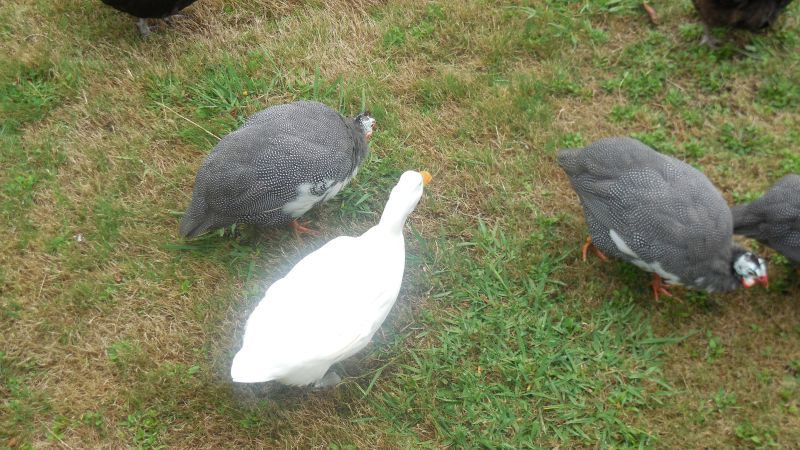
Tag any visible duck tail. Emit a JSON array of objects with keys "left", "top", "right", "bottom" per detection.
[{"left": 230, "top": 348, "right": 280, "bottom": 383}]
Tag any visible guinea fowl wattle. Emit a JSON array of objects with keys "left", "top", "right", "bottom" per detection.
[{"left": 558, "top": 137, "right": 768, "bottom": 299}]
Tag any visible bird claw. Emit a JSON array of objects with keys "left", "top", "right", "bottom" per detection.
[
  {"left": 291, "top": 219, "right": 319, "bottom": 240},
  {"left": 700, "top": 26, "right": 721, "bottom": 48},
  {"left": 650, "top": 274, "right": 673, "bottom": 301},
  {"left": 581, "top": 236, "right": 608, "bottom": 262},
  {"left": 136, "top": 18, "right": 152, "bottom": 37}
]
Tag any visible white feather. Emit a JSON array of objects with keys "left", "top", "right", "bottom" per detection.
[
  {"left": 231, "top": 171, "right": 426, "bottom": 385},
  {"left": 609, "top": 229, "right": 681, "bottom": 285}
]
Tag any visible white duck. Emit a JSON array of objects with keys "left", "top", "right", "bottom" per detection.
[{"left": 230, "top": 170, "right": 432, "bottom": 386}]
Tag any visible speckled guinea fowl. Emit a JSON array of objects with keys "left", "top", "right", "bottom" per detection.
[
  {"left": 558, "top": 137, "right": 768, "bottom": 298},
  {"left": 179, "top": 101, "right": 375, "bottom": 238},
  {"left": 101, "top": 0, "right": 199, "bottom": 36},
  {"left": 732, "top": 174, "right": 800, "bottom": 264}
]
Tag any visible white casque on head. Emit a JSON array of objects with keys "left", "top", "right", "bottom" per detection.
[
  {"left": 356, "top": 113, "right": 376, "bottom": 139},
  {"left": 733, "top": 252, "right": 768, "bottom": 288}
]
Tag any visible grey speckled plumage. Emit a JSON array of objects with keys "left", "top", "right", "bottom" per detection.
[
  {"left": 558, "top": 137, "right": 763, "bottom": 293},
  {"left": 179, "top": 101, "right": 373, "bottom": 238},
  {"left": 732, "top": 174, "right": 800, "bottom": 263}
]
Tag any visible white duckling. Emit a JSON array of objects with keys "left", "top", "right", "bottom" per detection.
[{"left": 230, "top": 170, "right": 432, "bottom": 386}]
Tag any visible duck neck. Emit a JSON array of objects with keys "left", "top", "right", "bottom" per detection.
[{"left": 378, "top": 197, "right": 411, "bottom": 235}]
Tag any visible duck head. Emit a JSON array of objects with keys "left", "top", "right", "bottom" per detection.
[{"left": 379, "top": 170, "right": 431, "bottom": 232}]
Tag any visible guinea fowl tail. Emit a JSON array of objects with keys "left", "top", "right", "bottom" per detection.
[
  {"left": 178, "top": 201, "right": 214, "bottom": 238},
  {"left": 556, "top": 148, "right": 582, "bottom": 175}
]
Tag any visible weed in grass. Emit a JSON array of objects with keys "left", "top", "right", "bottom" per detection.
[
  {"left": 719, "top": 122, "right": 774, "bottom": 156},
  {"left": 0, "top": 352, "right": 51, "bottom": 446},
  {"left": 705, "top": 331, "right": 725, "bottom": 362},
  {"left": 609, "top": 104, "right": 640, "bottom": 124},
  {"left": 107, "top": 340, "right": 143, "bottom": 369},
  {"left": 711, "top": 388, "right": 737, "bottom": 412},
  {"left": 125, "top": 408, "right": 166, "bottom": 450},
  {"left": 680, "top": 139, "right": 707, "bottom": 158},
  {"left": 758, "top": 73, "right": 800, "bottom": 109},
  {"left": 1, "top": 62, "right": 68, "bottom": 131},
  {"left": 80, "top": 411, "right": 106, "bottom": 432},
  {"left": 633, "top": 128, "right": 680, "bottom": 155},
  {"left": 778, "top": 148, "right": 800, "bottom": 174},
  {"left": 735, "top": 421, "right": 779, "bottom": 448}
]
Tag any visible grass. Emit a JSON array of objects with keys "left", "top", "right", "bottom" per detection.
[{"left": 1, "top": 0, "right": 799, "bottom": 448}]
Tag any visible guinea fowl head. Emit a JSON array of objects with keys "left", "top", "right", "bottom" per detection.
[
  {"left": 354, "top": 112, "right": 377, "bottom": 140},
  {"left": 732, "top": 250, "right": 769, "bottom": 289}
]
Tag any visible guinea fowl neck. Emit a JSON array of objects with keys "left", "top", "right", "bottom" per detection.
[
  {"left": 730, "top": 204, "right": 758, "bottom": 236},
  {"left": 349, "top": 121, "right": 370, "bottom": 170}
]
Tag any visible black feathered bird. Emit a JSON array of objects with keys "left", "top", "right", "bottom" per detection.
[
  {"left": 692, "top": 0, "right": 795, "bottom": 46},
  {"left": 101, "top": 0, "right": 199, "bottom": 36}
]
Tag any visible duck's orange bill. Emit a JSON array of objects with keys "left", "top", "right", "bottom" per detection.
[{"left": 420, "top": 170, "right": 432, "bottom": 186}]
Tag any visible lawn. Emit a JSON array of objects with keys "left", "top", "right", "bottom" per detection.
[{"left": 2, "top": 0, "right": 799, "bottom": 448}]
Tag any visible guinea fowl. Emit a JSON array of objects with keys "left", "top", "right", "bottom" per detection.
[
  {"left": 230, "top": 170, "right": 432, "bottom": 386},
  {"left": 100, "top": 0, "right": 199, "bottom": 36},
  {"left": 692, "top": 0, "right": 795, "bottom": 46},
  {"left": 179, "top": 101, "right": 375, "bottom": 239},
  {"left": 558, "top": 137, "right": 768, "bottom": 300},
  {"left": 732, "top": 174, "right": 800, "bottom": 264}
]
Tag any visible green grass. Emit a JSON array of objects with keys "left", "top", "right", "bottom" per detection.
[
  {"left": 370, "top": 223, "right": 676, "bottom": 447},
  {"left": 1, "top": 0, "right": 799, "bottom": 448}
]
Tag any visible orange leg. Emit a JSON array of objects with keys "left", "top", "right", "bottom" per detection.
[
  {"left": 291, "top": 219, "right": 319, "bottom": 239},
  {"left": 581, "top": 236, "right": 609, "bottom": 262},
  {"left": 649, "top": 273, "right": 673, "bottom": 301}
]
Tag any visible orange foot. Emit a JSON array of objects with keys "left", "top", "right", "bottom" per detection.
[
  {"left": 649, "top": 273, "right": 673, "bottom": 301},
  {"left": 291, "top": 219, "right": 319, "bottom": 240},
  {"left": 581, "top": 236, "right": 609, "bottom": 262}
]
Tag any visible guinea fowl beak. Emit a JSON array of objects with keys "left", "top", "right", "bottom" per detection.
[
  {"left": 420, "top": 171, "right": 432, "bottom": 186},
  {"left": 756, "top": 275, "right": 769, "bottom": 289}
]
